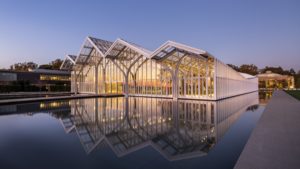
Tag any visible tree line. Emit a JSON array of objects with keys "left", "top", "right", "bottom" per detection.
[
  {"left": 7, "top": 59, "right": 64, "bottom": 72},
  {"left": 227, "top": 63, "right": 298, "bottom": 76}
]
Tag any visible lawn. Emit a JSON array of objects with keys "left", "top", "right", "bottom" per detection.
[{"left": 285, "top": 90, "right": 300, "bottom": 100}]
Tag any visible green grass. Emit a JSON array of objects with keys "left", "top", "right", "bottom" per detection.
[{"left": 285, "top": 90, "right": 300, "bottom": 100}]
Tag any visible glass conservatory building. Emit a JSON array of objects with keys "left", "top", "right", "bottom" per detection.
[{"left": 61, "top": 37, "right": 258, "bottom": 100}]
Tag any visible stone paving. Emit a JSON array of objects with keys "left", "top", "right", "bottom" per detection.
[{"left": 234, "top": 90, "right": 300, "bottom": 169}]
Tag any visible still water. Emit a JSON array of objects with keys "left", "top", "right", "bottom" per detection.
[{"left": 0, "top": 92, "right": 266, "bottom": 169}]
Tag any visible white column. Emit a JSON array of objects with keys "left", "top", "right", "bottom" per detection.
[
  {"left": 95, "top": 64, "right": 98, "bottom": 95},
  {"left": 74, "top": 70, "right": 78, "bottom": 95},
  {"left": 206, "top": 63, "right": 209, "bottom": 98}
]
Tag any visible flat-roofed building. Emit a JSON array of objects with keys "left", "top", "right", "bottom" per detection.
[
  {"left": 257, "top": 71, "right": 294, "bottom": 90},
  {"left": 0, "top": 69, "right": 71, "bottom": 92}
]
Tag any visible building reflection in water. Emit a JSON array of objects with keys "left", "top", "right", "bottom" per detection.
[
  {"left": 259, "top": 91, "right": 273, "bottom": 105},
  {"left": 59, "top": 92, "right": 258, "bottom": 161}
]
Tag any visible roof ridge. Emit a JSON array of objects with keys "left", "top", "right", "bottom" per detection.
[
  {"left": 118, "top": 38, "right": 152, "bottom": 54},
  {"left": 87, "top": 36, "right": 113, "bottom": 43},
  {"left": 87, "top": 36, "right": 114, "bottom": 55}
]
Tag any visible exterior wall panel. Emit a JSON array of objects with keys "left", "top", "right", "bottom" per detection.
[{"left": 215, "top": 59, "right": 258, "bottom": 100}]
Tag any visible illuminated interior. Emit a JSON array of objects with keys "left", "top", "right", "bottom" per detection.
[
  {"left": 40, "top": 74, "right": 71, "bottom": 81},
  {"left": 61, "top": 37, "right": 258, "bottom": 100},
  {"left": 257, "top": 71, "right": 294, "bottom": 89}
]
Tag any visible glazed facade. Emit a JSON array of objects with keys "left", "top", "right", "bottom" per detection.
[{"left": 61, "top": 37, "right": 258, "bottom": 100}]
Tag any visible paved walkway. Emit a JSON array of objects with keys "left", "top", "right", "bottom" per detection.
[
  {"left": 234, "top": 91, "right": 300, "bottom": 169},
  {"left": 0, "top": 94, "right": 123, "bottom": 105}
]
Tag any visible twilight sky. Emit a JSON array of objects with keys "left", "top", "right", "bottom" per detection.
[{"left": 0, "top": 0, "right": 299, "bottom": 70}]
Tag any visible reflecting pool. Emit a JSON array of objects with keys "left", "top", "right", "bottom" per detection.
[{"left": 0, "top": 92, "right": 265, "bottom": 169}]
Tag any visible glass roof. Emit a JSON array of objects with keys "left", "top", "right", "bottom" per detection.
[
  {"left": 60, "top": 59, "right": 73, "bottom": 70},
  {"left": 106, "top": 39, "right": 151, "bottom": 59},
  {"left": 60, "top": 55, "right": 77, "bottom": 70},
  {"left": 106, "top": 42, "right": 126, "bottom": 58},
  {"left": 120, "top": 38, "right": 152, "bottom": 55},
  {"left": 89, "top": 37, "right": 113, "bottom": 54},
  {"left": 152, "top": 46, "right": 207, "bottom": 61},
  {"left": 68, "top": 55, "right": 77, "bottom": 62},
  {"left": 151, "top": 41, "right": 209, "bottom": 62},
  {"left": 76, "top": 40, "right": 94, "bottom": 64}
]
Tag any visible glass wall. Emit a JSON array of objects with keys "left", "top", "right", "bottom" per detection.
[
  {"left": 128, "top": 59, "right": 173, "bottom": 97},
  {"left": 76, "top": 51, "right": 216, "bottom": 98},
  {"left": 97, "top": 60, "right": 124, "bottom": 94},
  {"left": 78, "top": 65, "right": 95, "bottom": 93},
  {"left": 177, "top": 56, "right": 215, "bottom": 99},
  {"left": 127, "top": 51, "right": 215, "bottom": 99}
]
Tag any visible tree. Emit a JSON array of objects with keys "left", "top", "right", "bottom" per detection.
[
  {"left": 38, "top": 59, "right": 64, "bottom": 70},
  {"left": 262, "top": 66, "right": 290, "bottom": 75},
  {"left": 227, "top": 64, "right": 239, "bottom": 71},
  {"left": 10, "top": 62, "right": 38, "bottom": 71},
  {"left": 239, "top": 64, "right": 258, "bottom": 75},
  {"left": 261, "top": 66, "right": 298, "bottom": 76},
  {"left": 289, "top": 68, "right": 296, "bottom": 75},
  {"left": 50, "top": 59, "right": 63, "bottom": 70},
  {"left": 296, "top": 78, "right": 300, "bottom": 89},
  {"left": 38, "top": 64, "right": 53, "bottom": 69},
  {"left": 295, "top": 70, "right": 300, "bottom": 88}
]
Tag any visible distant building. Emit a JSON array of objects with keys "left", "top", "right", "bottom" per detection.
[
  {"left": 0, "top": 69, "right": 71, "bottom": 92},
  {"left": 257, "top": 71, "right": 294, "bottom": 90}
]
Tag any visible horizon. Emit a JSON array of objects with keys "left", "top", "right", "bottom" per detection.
[{"left": 0, "top": 0, "right": 299, "bottom": 70}]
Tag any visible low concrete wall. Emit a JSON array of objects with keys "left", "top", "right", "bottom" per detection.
[{"left": 0, "top": 94, "right": 124, "bottom": 105}]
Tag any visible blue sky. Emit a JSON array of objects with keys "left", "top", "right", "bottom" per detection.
[{"left": 0, "top": 0, "right": 299, "bottom": 70}]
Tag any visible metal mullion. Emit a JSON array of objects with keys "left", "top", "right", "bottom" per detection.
[
  {"left": 198, "top": 60, "right": 201, "bottom": 98},
  {"left": 191, "top": 68, "right": 193, "bottom": 96}
]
